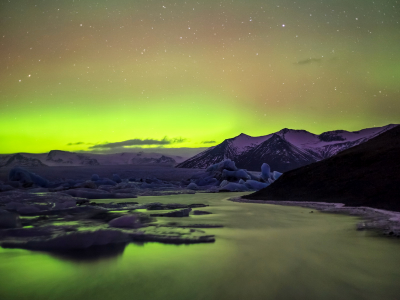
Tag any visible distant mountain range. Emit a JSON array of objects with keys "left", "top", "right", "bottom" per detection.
[
  {"left": 176, "top": 124, "right": 398, "bottom": 172},
  {"left": 0, "top": 150, "right": 184, "bottom": 168}
]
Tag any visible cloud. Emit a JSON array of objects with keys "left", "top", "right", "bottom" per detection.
[
  {"left": 67, "top": 142, "right": 85, "bottom": 146},
  {"left": 201, "top": 140, "right": 216, "bottom": 144},
  {"left": 89, "top": 136, "right": 187, "bottom": 149},
  {"left": 170, "top": 137, "right": 187, "bottom": 143},
  {"left": 296, "top": 58, "right": 321, "bottom": 65},
  {"left": 78, "top": 146, "right": 209, "bottom": 157}
]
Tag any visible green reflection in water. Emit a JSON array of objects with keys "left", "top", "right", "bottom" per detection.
[{"left": 1, "top": 193, "right": 400, "bottom": 300}]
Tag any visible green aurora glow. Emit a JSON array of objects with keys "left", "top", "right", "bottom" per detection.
[{"left": 1, "top": 0, "right": 399, "bottom": 153}]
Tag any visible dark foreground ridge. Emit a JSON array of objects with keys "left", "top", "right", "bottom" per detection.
[{"left": 245, "top": 125, "right": 400, "bottom": 212}]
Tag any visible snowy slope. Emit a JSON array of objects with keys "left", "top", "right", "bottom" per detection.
[{"left": 176, "top": 124, "right": 398, "bottom": 172}]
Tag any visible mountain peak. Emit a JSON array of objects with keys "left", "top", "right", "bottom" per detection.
[
  {"left": 48, "top": 150, "right": 69, "bottom": 154},
  {"left": 235, "top": 133, "right": 251, "bottom": 138},
  {"left": 279, "top": 128, "right": 290, "bottom": 134}
]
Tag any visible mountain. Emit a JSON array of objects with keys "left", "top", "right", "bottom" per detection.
[
  {"left": 245, "top": 125, "right": 400, "bottom": 212},
  {"left": 90, "top": 152, "right": 180, "bottom": 165},
  {"left": 0, "top": 151, "right": 181, "bottom": 168},
  {"left": 0, "top": 154, "right": 47, "bottom": 168},
  {"left": 46, "top": 150, "right": 100, "bottom": 166},
  {"left": 176, "top": 124, "right": 397, "bottom": 172}
]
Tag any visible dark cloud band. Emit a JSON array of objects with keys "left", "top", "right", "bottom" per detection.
[{"left": 90, "top": 137, "right": 186, "bottom": 149}]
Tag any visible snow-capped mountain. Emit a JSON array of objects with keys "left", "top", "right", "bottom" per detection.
[
  {"left": 0, "top": 150, "right": 182, "bottom": 168},
  {"left": 0, "top": 154, "right": 47, "bottom": 168},
  {"left": 176, "top": 124, "right": 398, "bottom": 172},
  {"left": 46, "top": 150, "right": 100, "bottom": 166},
  {"left": 93, "top": 152, "right": 179, "bottom": 165}
]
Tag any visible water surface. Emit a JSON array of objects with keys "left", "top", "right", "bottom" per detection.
[{"left": 1, "top": 193, "right": 400, "bottom": 300}]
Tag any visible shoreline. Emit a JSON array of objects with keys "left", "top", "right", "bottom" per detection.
[{"left": 230, "top": 197, "right": 400, "bottom": 237}]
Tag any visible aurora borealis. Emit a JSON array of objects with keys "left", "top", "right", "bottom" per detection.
[{"left": 1, "top": 0, "right": 399, "bottom": 154}]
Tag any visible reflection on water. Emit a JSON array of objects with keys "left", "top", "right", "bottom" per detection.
[
  {"left": 1, "top": 193, "right": 400, "bottom": 300},
  {"left": 48, "top": 243, "right": 128, "bottom": 263}
]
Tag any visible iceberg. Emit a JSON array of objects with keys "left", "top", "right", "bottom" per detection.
[
  {"left": 244, "top": 180, "right": 269, "bottom": 190},
  {"left": 222, "top": 169, "right": 251, "bottom": 181},
  {"left": 112, "top": 174, "right": 122, "bottom": 183},
  {"left": 109, "top": 215, "right": 140, "bottom": 228},
  {"left": 272, "top": 171, "right": 283, "bottom": 180},
  {"left": 187, "top": 183, "right": 199, "bottom": 190},
  {"left": 261, "top": 163, "right": 271, "bottom": 180},
  {"left": 8, "top": 167, "right": 49, "bottom": 187},
  {"left": 206, "top": 159, "right": 237, "bottom": 172},
  {"left": 91, "top": 174, "right": 100, "bottom": 181}
]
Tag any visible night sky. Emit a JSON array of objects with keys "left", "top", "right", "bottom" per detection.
[{"left": 1, "top": 0, "right": 399, "bottom": 154}]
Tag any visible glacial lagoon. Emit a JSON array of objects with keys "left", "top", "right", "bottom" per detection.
[{"left": 1, "top": 193, "right": 400, "bottom": 300}]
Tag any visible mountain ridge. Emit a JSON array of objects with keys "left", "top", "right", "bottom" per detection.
[
  {"left": 0, "top": 151, "right": 183, "bottom": 168},
  {"left": 176, "top": 124, "right": 398, "bottom": 172}
]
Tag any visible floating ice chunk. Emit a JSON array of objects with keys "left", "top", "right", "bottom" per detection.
[
  {"left": 141, "top": 182, "right": 156, "bottom": 189},
  {"left": 221, "top": 159, "right": 238, "bottom": 171},
  {"left": 187, "top": 183, "right": 198, "bottom": 190},
  {"left": 195, "top": 176, "right": 219, "bottom": 186},
  {"left": 63, "top": 200, "right": 77, "bottom": 208},
  {"left": 109, "top": 215, "right": 140, "bottom": 228},
  {"left": 8, "top": 167, "right": 49, "bottom": 187},
  {"left": 247, "top": 172, "right": 261, "bottom": 181},
  {"left": 0, "top": 184, "right": 14, "bottom": 192},
  {"left": 94, "top": 178, "right": 117, "bottom": 186},
  {"left": 17, "top": 205, "right": 41, "bottom": 215},
  {"left": 222, "top": 169, "right": 251, "bottom": 181},
  {"left": 206, "top": 163, "right": 219, "bottom": 173},
  {"left": 19, "top": 230, "right": 130, "bottom": 250},
  {"left": 79, "top": 181, "right": 97, "bottom": 189},
  {"left": 53, "top": 202, "right": 67, "bottom": 210},
  {"left": 112, "top": 174, "right": 122, "bottom": 183},
  {"left": 0, "top": 209, "right": 20, "bottom": 228},
  {"left": 272, "top": 171, "right": 283, "bottom": 180},
  {"left": 261, "top": 163, "right": 271, "bottom": 180},
  {"left": 220, "top": 180, "right": 229, "bottom": 187},
  {"left": 244, "top": 180, "right": 269, "bottom": 190},
  {"left": 5, "top": 202, "right": 26, "bottom": 210},
  {"left": 206, "top": 159, "right": 237, "bottom": 172},
  {"left": 91, "top": 174, "right": 100, "bottom": 181},
  {"left": 145, "top": 178, "right": 162, "bottom": 184}
]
